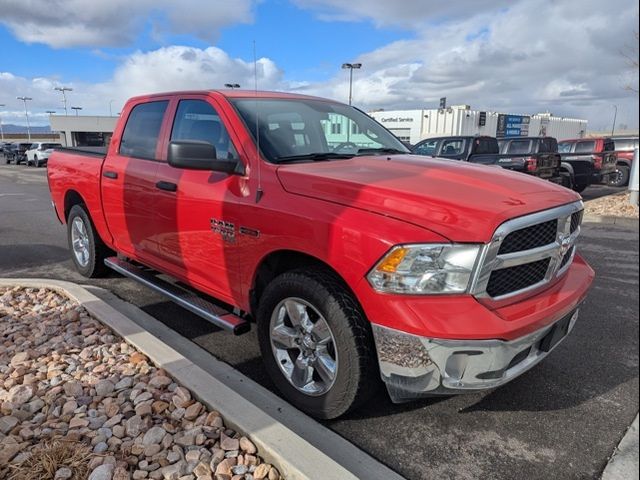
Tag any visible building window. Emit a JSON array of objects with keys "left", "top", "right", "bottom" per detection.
[{"left": 331, "top": 123, "right": 342, "bottom": 135}]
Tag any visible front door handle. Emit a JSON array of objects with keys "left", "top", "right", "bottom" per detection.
[
  {"left": 103, "top": 171, "right": 118, "bottom": 179},
  {"left": 156, "top": 181, "right": 177, "bottom": 192}
]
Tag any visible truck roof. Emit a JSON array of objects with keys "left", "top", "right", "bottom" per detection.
[{"left": 126, "top": 89, "right": 336, "bottom": 104}]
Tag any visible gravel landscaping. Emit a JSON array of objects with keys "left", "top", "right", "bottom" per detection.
[
  {"left": 585, "top": 191, "right": 639, "bottom": 219},
  {"left": 0, "top": 286, "right": 283, "bottom": 480}
]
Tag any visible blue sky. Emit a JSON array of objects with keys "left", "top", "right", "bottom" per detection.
[{"left": 0, "top": 0, "right": 638, "bottom": 129}]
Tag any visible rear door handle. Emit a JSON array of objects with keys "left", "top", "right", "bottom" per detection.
[
  {"left": 103, "top": 171, "right": 118, "bottom": 179},
  {"left": 156, "top": 181, "right": 177, "bottom": 192}
]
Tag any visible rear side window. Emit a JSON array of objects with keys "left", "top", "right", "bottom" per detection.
[
  {"left": 575, "top": 141, "right": 595, "bottom": 154},
  {"left": 603, "top": 140, "right": 615, "bottom": 152},
  {"left": 170, "top": 99, "right": 238, "bottom": 161},
  {"left": 414, "top": 139, "right": 439, "bottom": 155},
  {"left": 472, "top": 137, "right": 499, "bottom": 154},
  {"left": 507, "top": 140, "right": 532, "bottom": 154},
  {"left": 440, "top": 139, "right": 465, "bottom": 155},
  {"left": 120, "top": 101, "right": 168, "bottom": 160}
]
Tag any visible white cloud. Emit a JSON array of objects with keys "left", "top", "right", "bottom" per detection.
[
  {"left": 0, "top": 46, "right": 284, "bottom": 125},
  {"left": 294, "top": 0, "right": 639, "bottom": 130},
  {"left": 0, "top": 0, "right": 256, "bottom": 48}
]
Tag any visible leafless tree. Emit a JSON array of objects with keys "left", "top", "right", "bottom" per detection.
[{"left": 622, "top": 20, "right": 639, "bottom": 93}]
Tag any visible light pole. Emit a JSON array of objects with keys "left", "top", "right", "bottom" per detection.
[
  {"left": 17, "top": 96, "right": 33, "bottom": 141},
  {"left": 0, "top": 104, "right": 5, "bottom": 141},
  {"left": 109, "top": 99, "right": 115, "bottom": 117},
  {"left": 611, "top": 105, "right": 618, "bottom": 136},
  {"left": 54, "top": 86, "right": 73, "bottom": 115},
  {"left": 71, "top": 106, "right": 82, "bottom": 116},
  {"left": 224, "top": 83, "right": 241, "bottom": 89},
  {"left": 341, "top": 63, "right": 362, "bottom": 105}
]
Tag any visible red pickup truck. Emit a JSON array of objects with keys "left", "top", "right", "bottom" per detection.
[{"left": 48, "top": 90, "right": 594, "bottom": 419}]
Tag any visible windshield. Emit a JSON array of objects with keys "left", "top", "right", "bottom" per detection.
[{"left": 231, "top": 98, "right": 410, "bottom": 163}]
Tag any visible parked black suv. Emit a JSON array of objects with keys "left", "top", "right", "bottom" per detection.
[
  {"left": 412, "top": 136, "right": 501, "bottom": 164},
  {"left": 497, "top": 136, "right": 564, "bottom": 185},
  {"left": 4, "top": 142, "right": 33, "bottom": 164}
]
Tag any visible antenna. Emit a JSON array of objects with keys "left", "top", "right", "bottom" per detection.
[{"left": 254, "top": 40, "right": 264, "bottom": 203}]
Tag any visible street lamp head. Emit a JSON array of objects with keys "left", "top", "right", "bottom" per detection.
[
  {"left": 54, "top": 86, "right": 73, "bottom": 92},
  {"left": 17, "top": 96, "right": 33, "bottom": 101},
  {"left": 224, "top": 83, "right": 241, "bottom": 89},
  {"left": 342, "top": 63, "right": 362, "bottom": 69}
]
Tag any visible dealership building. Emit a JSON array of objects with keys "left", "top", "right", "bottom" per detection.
[
  {"left": 369, "top": 106, "right": 588, "bottom": 145},
  {"left": 49, "top": 115, "right": 119, "bottom": 147}
]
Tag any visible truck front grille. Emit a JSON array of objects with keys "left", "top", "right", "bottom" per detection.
[
  {"left": 487, "top": 258, "right": 551, "bottom": 297},
  {"left": 472, "top": 202, "right": 584, "bottom": 302},
  {"left": 498, "top": 220, "right": 558, "bottom": 255}
]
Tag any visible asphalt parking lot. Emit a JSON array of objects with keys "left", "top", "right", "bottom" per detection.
[{"left": 0, "top": 163, "right": 638, "bottom": 480}]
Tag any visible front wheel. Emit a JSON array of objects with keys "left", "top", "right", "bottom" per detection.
[
  {"left": 67, "top": 205, "right": 111, "bottom": 278},
  {"left": 573, "top": 182, "right": 589, "bottom": 193},
  {"left": 257, "top": 269, "right": 378, "bottom": 419}
]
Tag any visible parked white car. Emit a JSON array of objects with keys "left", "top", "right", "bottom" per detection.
[{"left": 25, "top": 142, "right": 62, "bottom": 167}]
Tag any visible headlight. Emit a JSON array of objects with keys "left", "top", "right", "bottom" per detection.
[{"left": 367, "top": 244, "right": 481, "bottom": 294}]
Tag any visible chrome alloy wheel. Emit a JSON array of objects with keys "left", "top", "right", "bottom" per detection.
[
  {"left": 269, "top": 298, "right": 338, "bottom": 396},
  {"left": 70, "top": 217, "right": 90, "bottom": 267}
]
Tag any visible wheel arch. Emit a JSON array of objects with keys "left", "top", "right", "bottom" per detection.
[
  {"left": 249, "top": 249, "right": 361, "bottom": 317},
  {"left": 63, "top": 189, "right": 87, "bottom": 221}
]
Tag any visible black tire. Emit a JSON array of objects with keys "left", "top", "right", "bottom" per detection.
[
  {"left": 257, "top": 268, "right": 378, "bottom": 419},
  {"left": 33, "top": 155, "right": 39, "bottom": 167},
  {"left": 67, "top": 205, "right": 111, "bottom": 278},
  {"left": 609, "top": 166, "right": 630, "bottom": 188}
]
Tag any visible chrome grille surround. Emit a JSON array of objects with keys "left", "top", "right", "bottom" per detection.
[{"left": 470, "top": 201, "right": 584, "bottom": 306}]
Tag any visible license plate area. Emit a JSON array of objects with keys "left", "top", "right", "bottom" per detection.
[{"left": 539, "top": 309, "right": 577, "bottom": 353}]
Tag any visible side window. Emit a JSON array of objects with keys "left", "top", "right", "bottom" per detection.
[
  {"left": 440, "top": 139, "right": 465, "bottom": 156},
  {"left": 574, "top": 141, "right": 596, "bottom": 154},
  {"left": 120, "top": 101, "right": 168, "bottom": 160},
  {"left": 414, "top": 139, "right": 438, "bottom": 155},
  {"left": 558, "top": 142, "right": 573, "bottom": 153},
  {"left": 171, "top": 99, "right": 238, "bottom": 161}
]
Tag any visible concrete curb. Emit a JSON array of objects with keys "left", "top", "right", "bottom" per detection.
[
  {"left": 582, "top": 215, "right": 638, "bottom": 228},
  {"left": 601, "top": 415, "right": 639, "bottom": 480},
  {"left": 0, "top": 278, "right": 405, "bottom": 480}
]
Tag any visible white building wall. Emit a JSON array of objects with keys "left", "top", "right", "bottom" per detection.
[{"left": 370, "top": 109, "right": 588, "bottom": 144}]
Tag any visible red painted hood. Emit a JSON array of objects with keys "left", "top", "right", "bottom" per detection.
[{"left": 276, "top": 155, "right": 581, "bottom": 243}]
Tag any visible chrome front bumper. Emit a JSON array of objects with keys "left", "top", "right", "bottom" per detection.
[{"left": 372, "top": 309, "right": 579, "bottom": 403}]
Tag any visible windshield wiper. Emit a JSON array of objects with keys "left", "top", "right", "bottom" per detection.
[
  {"left": 356, "top": 147, "right": 408, "bottom": 155},
  {"left": 275, "top": 152, "right": 355, "bottom": 163}
]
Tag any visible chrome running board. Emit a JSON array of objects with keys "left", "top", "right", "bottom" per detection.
[{"left": 104, "top": 257, "right": 250, "bottom": 335}]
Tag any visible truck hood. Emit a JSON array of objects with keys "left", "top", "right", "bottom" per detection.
[{"left": 276, "top": 155, "right": 581, "bottom": 243}]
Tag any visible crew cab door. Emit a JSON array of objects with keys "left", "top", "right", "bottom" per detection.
[
  {"left": 151, "top": 96, "right": 250, "bottom": 304},
  {"left": 101, "top": 99, "right": 170, "bottom": 260}
]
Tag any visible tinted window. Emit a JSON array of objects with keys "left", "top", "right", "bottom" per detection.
[
  {"left": 507, "top": 140, "right": 532, "bottom": 154},
  {"left": 171, "top": 100, "right": 238, "bottom": 161},
  {"left": 558, "top": 142, "right": 573, "bottom": 153},
  {"left": 120, "top": 101, "right": 168, "bottom": 160},
  {"left": 574, "top": 141, "right": 595, "bottom": 154},
  {"left": 42, "top": 143, "right": 61, "bottom": 149},
  {"left": 539, "top": 138, "right": 557, "bottom": 153},
  {"left": 414, "top": 139, "right": 439, "bottom": 156},
  {"left": 440, "top": 139, "right": 465, "bottom": 155},
  {"left": 603, "top": 140, "right": 615, "bottom": 152},
  {"left": 472, "top": 137, "right": 499, "bottom": 154}
]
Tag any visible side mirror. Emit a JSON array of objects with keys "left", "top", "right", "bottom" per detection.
[{"left": 168, "top": 140, "right": 244, "bottom": 175}]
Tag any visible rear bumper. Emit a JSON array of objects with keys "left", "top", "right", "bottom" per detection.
[{"left": 364, "top": 255, "right": 594, "bottom": 402}]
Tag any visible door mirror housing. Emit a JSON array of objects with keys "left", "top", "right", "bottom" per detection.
[{"left": 168, "top": 140, "right": 244, "bottom": 175}]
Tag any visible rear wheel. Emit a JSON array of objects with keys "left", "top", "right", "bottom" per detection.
[
  {"left": 67, "top": 205, "right": 111, "bottom": 278},
  {"left": 257, "top": 269, "right": 378, "bottom": 419},
  {"left": 33, "top": 155, "right": 39, "bottom": 167},
  {"left": 609, "top": 166, "right": 630, "bottom": 187}
]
